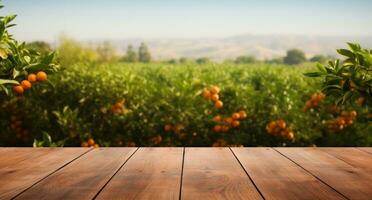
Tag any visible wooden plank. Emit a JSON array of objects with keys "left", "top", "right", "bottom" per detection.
[
  {"left": 15, "top": 148, "right": 137, "bottom": 200},
  {"left": 276, "top": 148, "right": 372, "bottom": 200},
  {"left": 232, "top": 148, "right": 346, "bottom": 200},
  {"left": 358, "top": 147, "right": 372, "bottom": 154},
  {"left": 96, "top": 148, "right": 184, "bottom": 200},
  {"left": 0, "top": 148, "right": 89, "bottom": 200},
  {"left": 322, "top": 148, "right": 372, "bottom": 172},
  {"left": 181, "top": 148, "right": 263, "bottom": 200}
]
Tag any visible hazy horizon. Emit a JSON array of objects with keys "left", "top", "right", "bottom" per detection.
[{"left": 3, "top": 0, "right": 372, "bottom": 42}]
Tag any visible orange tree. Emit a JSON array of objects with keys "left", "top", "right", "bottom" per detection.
[
  {"left": 0, "top": 3, "right": 58, "bottom": 146},
  {"left": 305, "top": 43, "right": 371, "bottom": 121},
  {"left": 0, "top": 4, "right": 58, "bottom": 96}
]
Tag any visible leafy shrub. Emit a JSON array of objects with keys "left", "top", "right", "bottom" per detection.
[
  {"left": 1, "top": 62, "right": 370, "bottom": 147},
  {"left": 0, "top": 5, "right": 58, "bottom": 96},
  {"left": 305, "top": 43, "right": 371, "bottom": 119}
]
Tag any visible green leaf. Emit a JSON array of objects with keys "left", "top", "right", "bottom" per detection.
[
  {"left": 347, "top": 43, "right": 361, "bottom": 51},
  {"left": 304, "top": 72, "right": 323, "bottom": 77},
  {"left": 0, "top": 79, "right": 19, "bottom": 85},
  {"left": 316, "top": 63, "right": 326, "bottom": 73},
  {"left": 337, "top": 49, "right": 354, "bottom": 58}
]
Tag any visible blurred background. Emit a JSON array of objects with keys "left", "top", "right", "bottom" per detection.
[{"left": 0, "top": 0, "right": 371, "bottom": 147}]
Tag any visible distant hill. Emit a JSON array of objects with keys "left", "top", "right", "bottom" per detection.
[{"left": 86, "top": 35, "right": 372, "bottom": 61}]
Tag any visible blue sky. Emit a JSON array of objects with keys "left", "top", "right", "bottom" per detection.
[{"left": 3, "top": 0, "right": 372, "bottom": 41}]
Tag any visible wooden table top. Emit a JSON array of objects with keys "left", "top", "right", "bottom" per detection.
[{"left": 0, "top": 148, "right": 371, "bottom": 200}]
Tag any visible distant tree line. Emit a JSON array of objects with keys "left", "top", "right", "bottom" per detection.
[
  {"left": 122, "top": 43, "right": 151, "bottom": 63},
  {"left": 25, "top": 39, "right": 331, "bottom": 66}
]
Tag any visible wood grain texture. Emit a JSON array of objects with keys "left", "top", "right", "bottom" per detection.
[
  {"left": 96, "top": 148, "right": 184, "bottom": 200},
  {"left": 358, "top": 147, "right": 372, "bottom": 154},
  {"left": 322, "top": 148, "right": 372, "bottom": 172},
  {"left": 181, "top": 148, "right": 263, "bottom": 200},
  {"left": 15, "top": 148, "right": 137, "bottom": 200},
  {"left": 0, "top": 148, "right": 89, "bottom": 200},
  {"left": 276, "top": 148, "right": 372, "bottom": 200},
  {"left": 232, "top": 148, "right": 346, "bottom": 200}
]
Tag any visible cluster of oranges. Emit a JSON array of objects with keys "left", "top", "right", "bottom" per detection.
[
  {"left": 151, "top": 135, "right": 162, "bottom": 145},
  {"left": 164, "top": 124, "right": 186, "bottom": 138},
  {"left": 327, "top": 111, "right": 357, "bottom": 131},
  {"left": 212, "top": 111, "right": 247, "bottom": 133},
  {"left": 304, "top": 92, "right": 326, "bottom": 110},
  {"left": 266, "top": 119, "right": 295, "bottom": 140},
  {"left": 81, "top": 138, "right": 99, "bottom": 148},
  {"left": 110, "top": 99, "right": 128, "bottom": 114},
  {"left": 10, "top": 115, "right": 29, "bottom": 139},
  {"left": 13, "top": 71, "right": 48, "bottom": 94},
  {"left": 202, "top": 86, "right": 223, "bottom": 109}
]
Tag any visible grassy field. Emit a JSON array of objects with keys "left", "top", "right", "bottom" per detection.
[{"left": 1, "top": 62, "right": 370, "bottom": 147}]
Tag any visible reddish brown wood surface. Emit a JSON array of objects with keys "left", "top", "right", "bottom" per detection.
[
  {"left": 232, "top": 148, "right": 346, "bottom": 200},
  {"left": 322, "top": 148, "right": 372, "bottom": 172},
  {"left": 0, "top": 148, "right": 89, "bottom": 200},
  {"left": 96, "top": 148, "right": 183, "bottom": 200},
  {"left": 181, "top": 148, "right": 263, "bottom": 200},
  {"left": 14, "top": 148, "right": 136, "bottom": 200},
  {"left": 0, "top": 147, "right": 371, "bottom": 200},
  {"left": 276, "top": 147, "right": 372, "bottom": 200}
]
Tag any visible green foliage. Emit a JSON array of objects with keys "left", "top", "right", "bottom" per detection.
[
  {"left": 235, "top": 55, "right": 257, "bottom": 64},
  {"left": 1, "top": 62, "right": 370, "bottom": 147},
  {"left": 122, "top": 45, "right": 137, "bottom": 62},
  {"left": 26, "top": 41, "right": 52, "bottom": 54},
  {"left": 0, "top": 4, "right": 58, "bottom": 96},
  {"left": 96, "top": 41, "right": 118, "bottom": 62},
  {"left": 138, "top": 42, "right": 151, "bottom": 63},
  {"left": 305, "top": 43, "right": 371, "bottom": 110},
  {"left": 196, "top": 57, "right": 211, "bottom": 64},
  {"left": 284, "top": 49, "right": 307, "bottom": 65},
  {"left": 310, "top": 54, "right": 328, "bottom": 64}
]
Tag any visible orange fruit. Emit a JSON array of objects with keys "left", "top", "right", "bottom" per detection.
[
  {"left": 21, "top": 80, "right": 32, "bottom": 90},
  {"left": 164, "top": 124, "right": 172, "bottom": 132},
  {"left": 87, "top": 138, "right": 95, "bottom": 146},
  {"left": 94, "top": 144, "right": 100, "bottom": 148},
  {"left": 211, "top": 94, "right": 219, "bottom": 101},
  {"left": 287, "top": 132, "right": 294, "bottom": 140},
  {"left": 238, "top": 111, "right": 247, "bottom": 119},
  {"left": 356, "top": 97, "right": 365, "bottom": 106},
  {"left": 268, "top": 121, "right": 277, "bottom": 129},
  {"left": 27, "top": 73, "right": 37, "bottom": 82},
  {"left": 232, "top": 120, "right": 240, "bottom": 128},
  {"left": 81, "top": 142, "right": 89, "bottom": 147},
  {"left": 224, "top": 117, "right": 233, "bottom": 125},
  {"left": 317, "top": 93, "right": 325, "bottom": 101},
  {"left": 173, "top": 124, "right": 185, "bottom": 133},
  {"left": 311, "top": 93, "right": 318, "bottom": 101},
  {"left": 277, "top": 120, "right": 286, "bottom": 129},
  {"left": 232, "top": 113, "right": 240, "bottom": 120},
  {"left": 349, "top": 111, "right": 357, "bottom": 118},
  {"left": 337, "top": 118, "right": 345, "bottom": 126},
  {"left": 202, "top": 89, "right": 211, "bottom": 99},
  {"left": 221, "top": 125, "right": 230, "bottom": 133},
  {"left": 13, "top": 85, "right": 24, "bottom": 94},
  {"left": 36, "top": 71, "right": 48, "bottom": 81},
  {"left": 213, "top": 115, "right": 222, "bottom": 122},
  {"left": 215, "top": 100, "right": 223, "bottom": 109},
  {"left": 213, "top": 125, "right": 222, "bottom": 132},
  {"left": 210, "top": 86, "right": 220, "bottom": 94}
]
